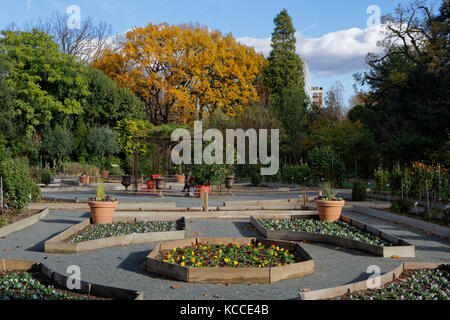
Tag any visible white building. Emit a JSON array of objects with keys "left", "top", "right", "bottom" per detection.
[{"left": 302, "top": 57, "right": 312, "bottom": 103}]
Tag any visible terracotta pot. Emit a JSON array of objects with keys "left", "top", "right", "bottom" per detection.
[
  {"left": 315, "top": 200, "right": 345, "bottom": 222},
  {"left": 195, "top": 185, "right": 211, "bottom": 198},
  {"left": 175, "top": 174, "right": 186, "bottom": 183},
  {"left": 88, "top": 201, "right": 118, "bottom": 224},
  {"left": 80, "top": 175, "right": 90, "bottom": 185},
  {"left": 100, "top": 171, "right": 109, "bottom": 179}
]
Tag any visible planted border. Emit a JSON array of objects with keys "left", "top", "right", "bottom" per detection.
[
  {"left": 300, "top": 261, "right": 449, "bottom": 300},
  {"left": 44, "top": 215, "right": 186, "bottom": 254},
  {"left": 146, "top": 237, "right": 314, "bottom": 284},
  {"left": 0, "top": 259, "right": 143, "bottom": 300},
  {"left": 250, "top": 215, "right": 415, "bottom": 258}
]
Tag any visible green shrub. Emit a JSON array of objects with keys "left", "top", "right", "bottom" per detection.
[
  {"left": 308, "top": 146, "right": 345, "bottom": 185},
  {"left": 374, "top": 168, "right": 389, "bottom": 192},
  {"left": 41, "top": 126, "right": 74, "bottom": 169},
  {"left": 391, "top": 199, "right": 413, "bottom": 214},
  {"left": 250, "top": 167, "right": 262, "bottom": 187},
  {"left": 389, "top": 169, "right": 403, "bottom": 196},
  {"left": 352, "top": 180, "right": 367, "bottom": 201},
  {"left": 62, "top": 162, "right": 84, "bottom": 175},
  {"left": 41, "top": 166, "right": 52, "bottom": 186},
  {"left": 0, "top": 157, "right": 40, "bottom": 213},
  {"left": 281, "top": 164, "right": 312, "bottom": 185},
  {"left": 85, "top": 126, "right": 120, "bottom": 169},
  {"left": 192, "top": 163, "right": 227, "bottom": 186},
  {"left": 109, "top": 165, "right": 124, "bottom": 176}
]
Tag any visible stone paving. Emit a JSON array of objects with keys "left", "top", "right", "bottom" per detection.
[{"left": 0, "top": 195, "right": 449, "bottom": 300}]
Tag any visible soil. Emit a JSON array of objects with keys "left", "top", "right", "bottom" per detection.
[
  {"left": 0, "top": 268, "right": 110, "bottom": 300},
  {"left": 0, "top": 210, "right": 42, "bottom": 228}
]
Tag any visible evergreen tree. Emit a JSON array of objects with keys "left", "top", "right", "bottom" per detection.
[
  {"left": 262, "top": 9, "right": 308, "bottom": 163},
  {"left": 262, "top": 9, "right": 305, "bottom": 99}
]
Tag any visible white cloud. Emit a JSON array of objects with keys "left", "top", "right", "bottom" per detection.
[{"left": 237, "top": 24, "right": 385, "bottom": 76}]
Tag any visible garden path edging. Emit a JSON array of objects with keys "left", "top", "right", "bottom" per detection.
[
  {"left": 44, "top": 216, "right": 186, "bottom": 254},
  {"left": 146, "top": 237, "right": 314, "bottom": 284},
  {"left": 352, "top": 205, "right": 450, "bottom": 239},
  {"left": 299, "top": 261, "right": 449, "bottom": 300},
  {"left": 250, "top": 214, "right": 415, "bottom": 258},
  {"left": 0, "top": 259, "right": 143, "bottom": 300},
  {"left": 0, "top": 208, "right": 49, "bottom": 238}
]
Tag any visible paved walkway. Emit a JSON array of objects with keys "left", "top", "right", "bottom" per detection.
[{"left": 0, "top": 206, "right": 449, "bottom": 300}]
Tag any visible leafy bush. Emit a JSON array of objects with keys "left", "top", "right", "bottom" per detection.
[
  {"left": 41, "top": 166, "right": 52, "bottom": 186},
  {"left": 374, "top": 169, "right": 389, "bottom": 192},
  {"left": 389, "top": 169, "right": 403, "bottom": 196},
  {"left": 352, "top": 180, "right": 367, "bottom": 201},
  {"left": 391, "top": 199, "right": 413, "bottom": 214},
  {"left": 281, "top": 164, "right": 312, "bottom": 185},
  {"left": 85, "top": 126, "right": 120, "bottom": 169},
  {"left": 250, "top": 167, "right": 262, "bottom": 187},
  {"left": 0, "top": 157, "right": 40, "bottom": 213},
  {"left": 308, "top": 146, "right": 345, "bottom": 185},
  {"left": 62, "top": 162, "right": 84, "bottom": 175},
  {"left": 109, "top": 165, "right": 124, "bottom": 176},
  {"left": 192, "top": 163, "right": 227, "bottom": 186},
  {"left": 82, "top": 164, "right": 100, "bottom": 177}
]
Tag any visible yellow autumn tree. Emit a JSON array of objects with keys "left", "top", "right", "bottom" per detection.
[{"left": 91, "top": 23, "right": 266, "bottom": 125}]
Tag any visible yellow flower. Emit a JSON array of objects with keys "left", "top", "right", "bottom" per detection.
[
  {"left": 167, "top": 254, "right": 171, "bottom": 259},
  {"left": 219, "top": 249, "right": 223, "bottom": 254},
  {"left": 182, "top": 256, "right": 185, "bottom": 260},
  {"left": 258, "top": 265, "right": 262, "bottom": 268},
  {"left": 191, "top": 258, "right": 196, "bottom": 262},
  {"left": 224, "top": 258, "right": 230, "bottom": 263},
  {"left": 163, "top": 259, "right": 168, "bottom": 262},
  {"left": 233, "top": 261, "right": 238, "bottom": 266},
  {"left": 181, "top": 262, "right": 185, "bottom": 266}
]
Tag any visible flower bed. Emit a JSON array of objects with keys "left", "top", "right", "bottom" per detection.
[
  {"left": 258, "top": 218, "right": 392, "bottom": 246},
  {"left": 69, "top": 221, "right": 177, "bottom": 243},
  {"left": 0, "top": 271, "right": 90, "bottom": 300},
  {"left": 44, "top": 216, "right": 186, "bottom": 254},
  {"left": 160, "top": 241, "right": 296, "bottom": 268},
  {"left": 146, "top": 237, "right": 314, "bottom": 284},
  {"left": 338, "top": 266, "right": 450, "bottom": 300}
]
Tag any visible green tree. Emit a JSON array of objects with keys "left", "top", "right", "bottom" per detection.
[
  {"left": 354, "top": 0, "right": 450, "bottom": 166},
  {"left": 262, "top": 9, "right": 307, "bottom": 163},
  {"left": 0, "top": 30, "right": 90, "bottom": 138},
  {"left": 82, "top": 68, "right": 145, "bottom": 128},
  {"left": 85, "top": 126, "right": 120, "bottom": 169},
  {"left": 262, "top": 9, "right": 305, "bottom": 98},
  {"left": 41, "top": 126, "right": 75, "bottom": 169}
]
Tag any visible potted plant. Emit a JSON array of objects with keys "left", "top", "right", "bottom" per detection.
[
  {"left": 225, "top": 165, "right": 235, "bottom": 189},
  {"left": 192, "top": 163, "right": 227, "bottom": 198},
  {"left": 315, "top": 182, "right": 345, "bottom": 221},
  {"left": 100, "top": 169, "right": 110, "bottom": 179},
  {"left": 174, "top": 165, "right": 185, "bottom": 183},
  {"left": 88, "top": 179, "right": 118, "bottom": 224}
]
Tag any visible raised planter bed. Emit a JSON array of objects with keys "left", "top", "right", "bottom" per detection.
[
  {"left": 250, "top": 214, "right": 415, "bottom": 258},
  {"left": 0, "top": 208, "right": 50, "bottom": 238},
  {"left": 0, "top": 259, "right": 143, "bottom": 300},
  {"left": 146, "top": 237, "right": 314, "bottom": 284},
  {"left": 353, "top": 205, "right": 450, "bottom": 239},
  {"left": 300, "top": 261, "right": 449, "bottom": 300},
  {"left": 44, "top": 215, "right": 186, "bottom": 254}
]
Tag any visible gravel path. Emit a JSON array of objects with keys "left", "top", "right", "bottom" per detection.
[{"left": 0, "top": 207, "right": 449, "bottom": 300}]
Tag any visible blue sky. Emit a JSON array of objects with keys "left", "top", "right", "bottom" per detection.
[{"left": 0, "top": 0, "right": 424, "bottom": 105}]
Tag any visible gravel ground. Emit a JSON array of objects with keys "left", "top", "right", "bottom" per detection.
[{"left": 0, "top": 207, "right": 449, "bottom": 300}]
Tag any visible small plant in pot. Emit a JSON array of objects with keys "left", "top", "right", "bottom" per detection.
[
  {"left": 174, "top": 165, "right": 185, "bottom": 183},
  {"left": 192, "top": 162, "right": 227, "bottom": 198},
  {"left": 88, "top": 180, "right": 118, "bottom": 224},
  {"left": 225, "top": 165, "right": 235, "bottom": 189},
  {"left": 315, "top": 182, "right": 345, "bottom": 221}
]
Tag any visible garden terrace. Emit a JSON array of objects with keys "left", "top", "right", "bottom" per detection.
[
  {"left": 251, "top": 215, "right": 415, "bottom": 258},
  {"left": 146, "top": 237, "right": 314, "bottom": 284},
  {"left": 44, "top": 216, "right": 185, "bottom": 254}
]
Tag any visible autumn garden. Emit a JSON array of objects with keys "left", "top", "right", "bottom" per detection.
[{"left": 0, "top": 0, "right": 449, "bottom": 302}]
